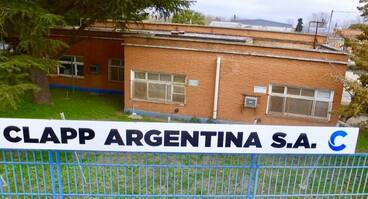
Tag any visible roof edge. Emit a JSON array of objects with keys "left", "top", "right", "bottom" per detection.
[
  {"left": 122, "top": 43, "right": 348, "bottom": 65},
  {"left": 122, "top": 33, "right": 347, "bottom": 55},
  {"left": 50, "top": 28, "right": 346, "bottom": 56},
  {"left": 130, "top": 21, "right": 327, "bottom": 37},
  {"left": 95, "top": 20, "right": 327, "bottom": 38}
]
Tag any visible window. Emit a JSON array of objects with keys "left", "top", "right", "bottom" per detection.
[
  {"left": 131, "top": 71, "right": 186, "bottom": 104},
  {"left": 58, "top": 55, "right": 84, "bottom": 77},
  {"left": 267, "top": 85, "right": 334, "bottom": 120},
  {"left": 89, "top": 64, "right": 100, "bottom": 74},
  {"left": 108, "top": 58, "right": 124, "bottom": 82}
]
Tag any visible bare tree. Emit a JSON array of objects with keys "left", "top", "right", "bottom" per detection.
[
  {"left": 309, "top": 12, "right": 330, "bottom": 27},
  {"left": 203, "top": 14, "right": 226, "bottom": 23}
]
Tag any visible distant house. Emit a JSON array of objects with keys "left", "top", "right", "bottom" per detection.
[
  {"left": 208, "top": 21, "right": 242, "bottom": 28},
  {"left": 331, "top": 28, "right": 363, "bottom": 50},
  {"left": 210, "top": 19, "right": 293, "bottom": 32},
  {"left": 235, "top": 19, "right": 294, "bottom": 32},
  {"left": 337, "top": 28, "right": 362, "bottom": 40},
  {"left": 330, "top": 28, "right": 363, "bottom": 105}
]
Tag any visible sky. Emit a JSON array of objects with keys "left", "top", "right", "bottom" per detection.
[{"left": 191, "top": 0, "right": 363, "bottom": 26}]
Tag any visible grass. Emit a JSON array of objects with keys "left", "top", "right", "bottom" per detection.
[
  {"left": 357, "top": 129, "right": 368, "bottom": 152},
  {"left": 0, "top": 88, "right": 153, "bottom": 121},
  {"left": 1, "top": 152, "right": 367, "bottom": 197},
  {"left": 0, "top": 88, "right": 367, "bottom": 197},
  {"left": 0, "top": 88, "right": 367, "bottom": 152}
]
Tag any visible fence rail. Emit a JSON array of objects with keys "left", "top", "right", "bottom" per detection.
[{"left": 0, "top": 150, "right": 367, "bottom": 198}]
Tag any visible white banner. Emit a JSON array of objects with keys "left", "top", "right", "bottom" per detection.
[{"left": 0, "top": 118, "right": 359, "bottom": 154}]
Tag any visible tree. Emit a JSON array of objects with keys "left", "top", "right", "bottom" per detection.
[
  {"left": 0, "top": 1, "right": 67, "bottom": 108},
  {"left": 295, "top": 18, "right": 303, "bottom": 32},
  {"left": 309, "top": 12, "right": 329, "bottom": 27},
  {"left": 358, "top": 0, "right": 368, "bottom": 19},
  {"left": 0, "top": 0, "right": 191, "bottom": 109},
  {"left": 172, "top": 10, "right": 206, "bottom": 25},
  {"left": 340, "top": 2, "right": 368, "bottom": 125},
  {"left": 203, "top": 14, "right": 225, "bottom": 24}
]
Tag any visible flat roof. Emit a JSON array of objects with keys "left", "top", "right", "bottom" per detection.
[
  {"left": 91, "top": 21, "right": 329, "bottom": 48},
  {"left": 53, "top": 27, "right": 345, "bottom": 55},
  {"left": 234, "top": 19, "right": 293, "bottom": 28},
  {"left": 122, "top": 31, "right": 347, "bottom": 55},
  {"left": 129, "top": 21, "right": 326, "bottom": 37},
  {"left": 128, "top": 29, "right": 251, "bottom": 43},
  {"left": 122, "top": 42, "right": 348, "bottom": 65}
]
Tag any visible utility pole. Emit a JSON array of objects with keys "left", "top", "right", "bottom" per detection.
[
  {"left": 328, "top": 10, "right": 334, "bottom": 34},
  {"left": 327, "top": 10, "right": 359, "bottom": 34}
]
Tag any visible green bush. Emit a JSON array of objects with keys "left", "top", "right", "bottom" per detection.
[
  {"left": 189, "top": 117, "right": 201, "bottom": 123},
  {"left": 206, "top": 117, "right": 216, "bottom": 123}
]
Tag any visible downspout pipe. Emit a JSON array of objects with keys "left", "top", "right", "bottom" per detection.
[{"left": 212, "top": 57, "right": 221, "bottom": 120}]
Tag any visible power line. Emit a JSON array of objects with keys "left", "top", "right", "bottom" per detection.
[{"left": 328, "top": 10, "right": 361, "bottom": 34}]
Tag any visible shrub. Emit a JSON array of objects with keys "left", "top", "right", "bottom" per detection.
[{"left": 189, "top": 117, "right": 201, "bottom": 123}]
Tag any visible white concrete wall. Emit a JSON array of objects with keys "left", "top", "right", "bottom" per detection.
[
  {"left": 341, "top": 70, "right": 360, "bottom": 105},
  {"left": 241, "top": 25, "right": 293, "bottom": 32}
]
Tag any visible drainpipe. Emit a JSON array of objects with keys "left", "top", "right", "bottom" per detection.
[{"left": 212, "top": 57, "right": 221, "bottom": 120}]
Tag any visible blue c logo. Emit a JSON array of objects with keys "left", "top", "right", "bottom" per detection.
[{"left": 328, "top": 130, "right": 347, "bottom": 151}]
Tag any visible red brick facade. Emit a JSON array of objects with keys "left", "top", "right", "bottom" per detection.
[
  {"left": 49, "top": 23, "right": 348, "bottom": 126},
  {"left": 49, "top": 33, "right": 124, "bottom": 93},
  {"left": 123, "top": 46, "right": 346, "bottom": 126}
]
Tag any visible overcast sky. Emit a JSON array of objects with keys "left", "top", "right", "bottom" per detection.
[{"left": 191, "top": 0, "right": 363, "bottom": 26}]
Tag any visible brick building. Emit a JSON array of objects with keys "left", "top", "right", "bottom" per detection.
[{"left": 49, "top": 22, "right": 348, "bottom": 126}]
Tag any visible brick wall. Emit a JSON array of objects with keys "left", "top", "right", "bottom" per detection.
[
  {"left": 124, "top": 46, "right": 346, "bottom": 126},
  {"left": 48, "top": 36, "right": 124, "bottom": 92},
  {"left": 48, "top": 28, "right": 347, "bottom": 126}
]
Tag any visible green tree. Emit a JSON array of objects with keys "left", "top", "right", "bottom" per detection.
[
  {"left": 358, "top": 0, "right": 368, "bottom": 18},
  {"left": 340, "top": 2, "right": 368, "bottom": 124},
  {"left": 0, "top": 0, "right": 191, "bottom": 109},
  {"left": 0, "top": 1, "right": 67, "bottom": 108},
  {"left": 172, "top": 10, "right": 205, "bottom": 25}
]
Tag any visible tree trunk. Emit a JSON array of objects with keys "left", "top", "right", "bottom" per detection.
[
  {"left": 28, "top": 19, "right": 99, "bottom": 105},
  {"left": 30, "top": 68, "right": 52, "bottom": 104},
  {"left": 28, "top": 21, "right": 92, "bottom": 105}
]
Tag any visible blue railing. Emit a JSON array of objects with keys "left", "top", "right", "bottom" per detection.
[{"left": 0, "top": 150, "right": 367, "bottom": 198}]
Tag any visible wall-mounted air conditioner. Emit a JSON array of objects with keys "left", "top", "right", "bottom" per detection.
[{"left": 244, "top": 96, "right": 258, "bottom": 108}]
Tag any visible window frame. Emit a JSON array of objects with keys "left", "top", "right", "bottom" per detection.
[
  {"left": 130, "top": 70, "right": 186, "bottom": 105},
  {"left": 108, "top": 58, "right": 124, "bottom": 82},
  {"left": 58, "top": 55, "right": 84, "bottom": 78},
  {"left": 266, "top": 84, "right": 334, "bottom": 120}
]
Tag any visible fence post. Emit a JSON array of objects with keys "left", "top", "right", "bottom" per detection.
[
  {"left": 55, "top": 151, "right": 64, "bottom": 199},
  {"left": 0, "top": 174, "right": 3, "bottom": 193},
  {"left": 49, "top": 151, "right": 63, "bottom": 199},
  {"left": 246, "top": 154, "right": 255, "bottom": 199},
  {"left": 252, "top": 155, "right": 261, "bottom": 198},
  {"left": 48, "top": 151, "right": 57, "bottom": 199}
]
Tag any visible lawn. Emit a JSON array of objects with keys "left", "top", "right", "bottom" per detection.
[
  {"left": 0, "top": 88, "right": 152, "bottom": 121},
  {"left": 0, "top": 88, "right": 367, "bottom": 197},
  {"left": 356, "top": 129, "right": 368, "bottom": 152},
  {"left": 0, "top": 88, "right": 367, "bottom": 152}
]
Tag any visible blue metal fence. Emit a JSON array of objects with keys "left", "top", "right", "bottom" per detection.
[{"left": 0, "top": 150, "right": 367, "bottom": 198}]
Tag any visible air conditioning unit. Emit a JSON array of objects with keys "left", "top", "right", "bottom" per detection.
[{"left": 244, "top": 96, "right": 258, "bottom": 108}]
